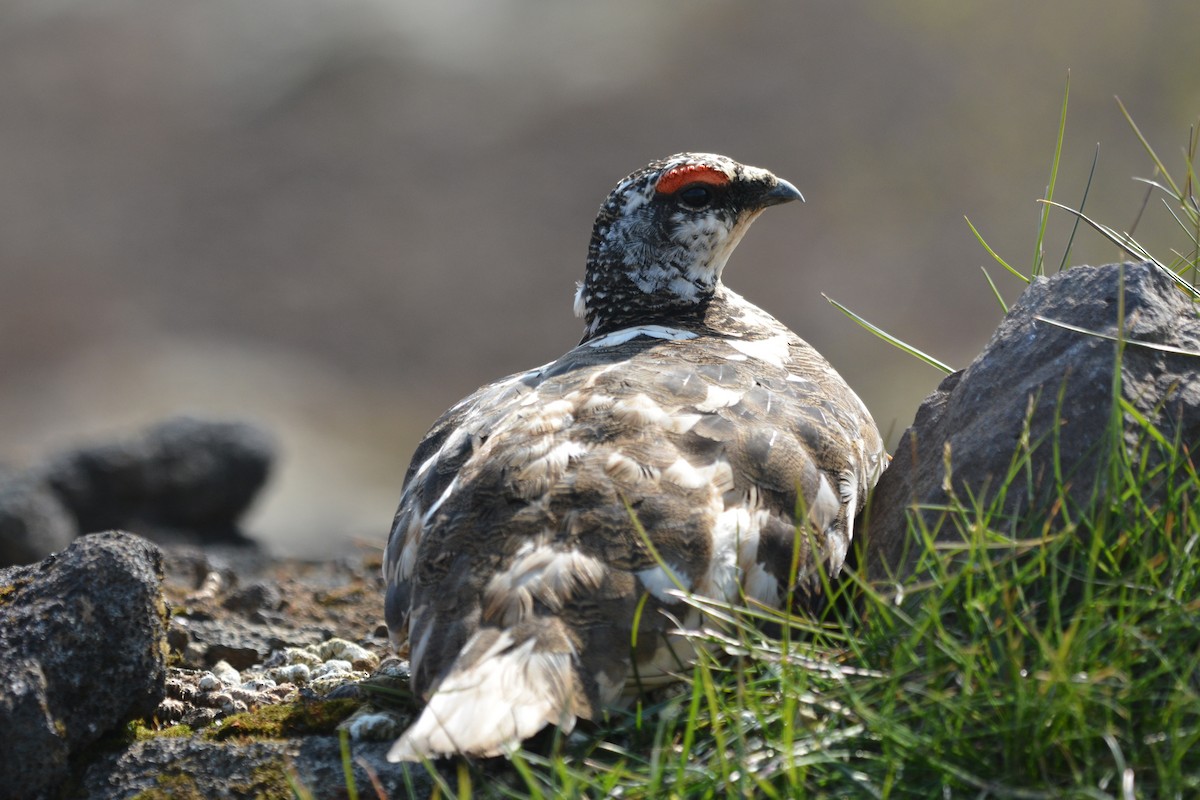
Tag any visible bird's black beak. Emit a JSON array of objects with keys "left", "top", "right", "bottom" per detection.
[{"left": 761, "top": 178, "right": 804, "bottom": 207}]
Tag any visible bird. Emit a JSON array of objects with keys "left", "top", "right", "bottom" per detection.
[{"left": 381, "top": 153, "right": 885, "bottom": 762}]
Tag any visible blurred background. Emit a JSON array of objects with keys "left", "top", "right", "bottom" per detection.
[{"left": 2, "top": 0, "right": 1196, "bottom": 556}]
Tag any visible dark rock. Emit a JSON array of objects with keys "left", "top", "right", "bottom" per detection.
[
  {"left": 203, "top": 642, "right": 270, "bottom": 672},
  {"left": 223, "top": 581, "right": 285, "bottom": 615},
  {"left": 863, "top": 262, "right": 1200, "bottom": 579},
  {"left": 74, "top": 734, "right": 432, "bottom": 799},
  {"left": 0, "top": 532, "right": 168, "bottom": 799},
  {"left": 293, "top": 736, "right": 433, "bottom": 798},
  {"left": 73, "top": 736, "right": 292, "bottom": 800},
  {"left": 0, "top": 468, "right": 77, "bottom": 567},
  {"left": 174, "top": 616, "right": 330, "bottom": 669},
  {"left": 0, "top": 660, "right": 70, "bottom": 798},
  {"left": 39, "top": 415, "right": 276, "bottom": 542},
  {"left": 166, "top": 621, "right": 191, "bottom": 654}
]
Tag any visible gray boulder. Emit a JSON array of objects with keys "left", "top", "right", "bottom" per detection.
[
  {"left": 40, "top": 415, "right": 275, "bottom": 542},
  {"left": 0, "top": 469, "right": 75, "bottom": 566},
  {"left": 862, "top": 262, "right": 1200, "bottom": 579},
  {"left": 0, "top": 661, "right": 70, "bottom": 798},
  {"left": 0, "top": 416, "right": 278, "bottom": 567},
  {"left": 0, "top": 532, "right": 168, "bottom": 799}
]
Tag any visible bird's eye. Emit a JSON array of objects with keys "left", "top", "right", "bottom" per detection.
[{"left": 677, "top": 184, "right": 712, "bottom": 209}]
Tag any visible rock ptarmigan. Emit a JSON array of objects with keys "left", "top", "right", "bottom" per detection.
[{"left": 382, "top": 153, "right": 885, "bottom": 762}]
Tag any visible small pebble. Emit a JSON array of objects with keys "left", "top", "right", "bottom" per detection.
[
  {"left": 311, "top": 659, "right": 353, "bottom": 680},
  {"left": 341, "top": 709, "right": 404, "bottom": 741},
  {"left": 221, "top": 697, "right": 249, "bottom": 715},
  {"left": 183, "top": 642, "right": 208, "bottom": 667},
  {"left": 187, "top": 570, "right": 226, "bottom": 603},
  {"left": 313, "top": 639, "right": 380, "bottom": 672},
  {"left": 211, "top": 660, "right": 241, "bottom": 687},
  {"left": 197, "top": 672, "right": 223, "bottom": 692},
  {"left": 309, "top": 669, "right": 370, "bottom": 696},
  {"left": 277, "top": 647, "right": 324, "bottom": 668},
  {"left": 374, "top": 657, "right": 411, "bottom": 680},
  {"left": 157, "top": 697, "right": 186, "bottom": 722},
  {"left": 268, "top": 663, "right": 311, "bottom": 685},
  {"left": 186, "top": 707, "right": 220, "bottom": 728}
]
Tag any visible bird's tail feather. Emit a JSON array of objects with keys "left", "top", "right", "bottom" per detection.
[{"left": 387, "top": 623, "right": 586, "bottom": 762}]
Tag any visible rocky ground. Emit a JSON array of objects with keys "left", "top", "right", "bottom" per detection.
[
  {"left": 0, "top": 413, "right": 436, "bottom": 798},
  {"left": 2, "top": 531, "right": 436, "bottom": 799},
  {"left": 79, "top": 540, "right": 434, "bottom": 799}
]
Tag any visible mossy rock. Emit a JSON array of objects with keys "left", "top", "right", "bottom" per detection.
[{"left": 206, "top": 698, "right": 360, "bottom": 741}]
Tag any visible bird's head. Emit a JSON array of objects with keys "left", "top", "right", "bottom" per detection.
[{"left": 575, "top": 153, "right": 803, "bottom": 340}]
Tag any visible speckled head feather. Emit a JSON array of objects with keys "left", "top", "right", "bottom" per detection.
[
  {"left": 574, "top": 153, "right": 803, "bottom": 341},
  {"left": 382, "top": 153, "right": 882, "bottom": 763}
]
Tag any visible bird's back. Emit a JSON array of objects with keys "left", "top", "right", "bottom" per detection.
[{"left": 382, "top": 287, "right": 883, "bottom": 759}]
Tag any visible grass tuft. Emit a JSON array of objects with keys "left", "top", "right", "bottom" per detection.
[{"left": 823, "top": 293, "right": 955, "bottom": 375}]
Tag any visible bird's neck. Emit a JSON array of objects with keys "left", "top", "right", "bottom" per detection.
[
  {"left": 578, "top": 259, "right": 718, "bottom": 342},
  {"left": 577, "top": 277, "right": 774, "bottom": 344}
]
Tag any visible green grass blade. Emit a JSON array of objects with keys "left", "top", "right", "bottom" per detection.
[
  {"left": 339, "top": 730, "right": 359, "bottom": 800},
  {"left": 1117, "top": 95, "right": 1183, "bottom": 198},
  {"left": 1034, "top": 72, "right": 1071, "bottom": 277},
  {"left": 1187, "top": 125, "right": 1200, "bottom": 282},
  {"left": 1184, "top": 122, "right": 1199, "bottom": 217},
  {"left": 1041, "top": 198, "right": 1200, "bottom": 299},
  {"left": 965, "top": 215, "right": 1029, "bottom": 283},
  {"left": 1034, "top": 315, "right": 1200, "bottom": 357},
  {"left": 509, "top": 751, "right": 545, "bottom": 800},
  {"left": 824, "top": 293, "right": 954, "bottom": 373},
  {"left": 1058, "top": 141, "right": 1100, "bottom": 273},
  {"left": 1041, "top": 199, "right": 1172, "bottom": 267},
  {"left": 980, "top": 265, "right": 1008, "bottom": 313},
  {"left": 1160, "top": 198, "right": 1200, "bottom": 255}
]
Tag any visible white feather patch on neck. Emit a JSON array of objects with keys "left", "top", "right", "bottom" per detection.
[
  {"left": 584, "top": 325, "right": 698, "bottom": 348},
  {"left": 573, "top": 282, "right": 587, "bottom": 318}
]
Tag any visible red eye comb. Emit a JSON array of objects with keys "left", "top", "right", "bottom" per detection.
[{"left": 654, "top": 163, "right": 730, "bottom": 195}]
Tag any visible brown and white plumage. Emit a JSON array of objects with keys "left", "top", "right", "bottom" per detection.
[{"left": 382, "top": 153, "right": 885, "bottom": 762}]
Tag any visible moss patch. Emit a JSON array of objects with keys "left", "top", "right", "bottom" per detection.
[
  {"left": 138, "top": 722, "right": 194, "bottom": 741},
  {"left": 314, "top": 584, "right": 365, "bottom": 607},
  {"left": 132, "top": 765, "right": 293, "bottom": 800},
  {"left": 206, "top": 698, "right": 359, "bottom": 741},
  {"left": 122, "top": 719, "right": 195, "bottom": 744},
  {"left": 0, "top": 574, "right": 33, "bottom": 605},
  {"left": 231, "top": 761, "right": 295, "bottom": 800},
  {"left": 130, "top": 772, "right": 206, "bottom": 800}
]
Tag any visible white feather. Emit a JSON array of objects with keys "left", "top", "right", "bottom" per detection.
[
  {"left": 610, "top": 393, "right": 670, "bottom": 427},
  {"left": 695, "top": 384, "right": 742, "bottom": 412},
  {"left": 743, "top": 563, "right": 781, "bottom": 607},
  {"left": 573, "top": 282, "right": 587, "bottom": 318},
  {"left": 727, "top": 334, "right": 791, "bottom": 369},
  {"left": 703, "top": 506, "right": 755, "bottom": 601},
  {"left": 421, "top": 476, "right": 459, "bottom": 526},
  {"left": 636, "top": 561, "right": 691, "bottom": 602},
  {"left": 483, "top": 546, "right": 606, "bottom": 625},
  {"left": 585, "top": 325, "right": 698, "bottom": 348},
  {"left": 810, "top": 473, "right": 841, "bottom": 534},
  {"left": 388, "top": 631, "right": 578, "bottom": 762}
]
